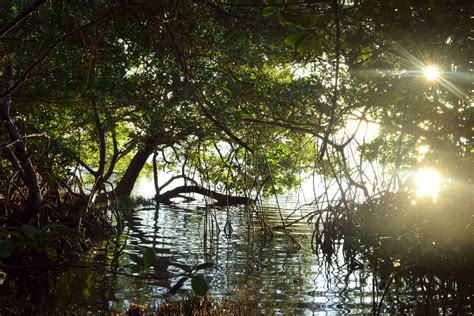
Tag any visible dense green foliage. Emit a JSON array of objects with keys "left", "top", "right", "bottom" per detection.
[{"left": 0, "top": 0, "right": 472, "bottom": 312}]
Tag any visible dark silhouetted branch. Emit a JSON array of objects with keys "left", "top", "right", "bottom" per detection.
[
  {"left": 192, "top": 85, "right": 253, "bottom": 153},
  {"left": 156, "top": 185, "right": 254, "bottom": 206},
  {"left": 0, "top": 0, "right": 47, "bottom": 38},
  {"left": 319, "top": 0, "right": 341, "bottom": 161}
]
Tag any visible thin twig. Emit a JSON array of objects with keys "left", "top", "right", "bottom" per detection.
[{"left": 319, "top": 0, "right": 341, "bottom": 161}]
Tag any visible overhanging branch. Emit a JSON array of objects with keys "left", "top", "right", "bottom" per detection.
[
  {"left": 0, "top": 0, "right": 47, "bottom": 38},
  {"left": 242, "top": 117, "right": 343, "bottom": 151},
  {"left": 192, "top": 85, "right": 254, "bottom": 153},
  {"left": 319, "top": 0, "right": 341, "bottom": 161},
  {"left": 156, "top": 185, "right": 254, "bottom": 206}
]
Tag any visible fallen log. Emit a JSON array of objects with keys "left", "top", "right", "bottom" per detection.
[{"left": 155, "top": 185, "right": 254, "bottom": 206}]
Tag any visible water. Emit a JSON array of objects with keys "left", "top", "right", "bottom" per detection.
[{"left": 0, "top": 192, "right": 380, "bottom": 315}]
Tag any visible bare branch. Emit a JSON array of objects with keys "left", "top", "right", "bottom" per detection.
[
  {"left": 319, "top": 0, "right": 341, "bottom": 161},
  {"left": 157, "top": 175, "right": 199, "bottom": 194},
  {"left": 0, "top": 133, "right": 46, "bottom": 150}
]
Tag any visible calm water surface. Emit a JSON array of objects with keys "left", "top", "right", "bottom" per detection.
[{"left": 1, "top": 194, "right": 377, "bottom": 315}]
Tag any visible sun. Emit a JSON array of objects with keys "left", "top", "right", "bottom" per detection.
[
  {"left": 415, "top": 168, "right": 441, "bottom": 200},
  {"left": 423, "top": 65, "right": 440, "bottom": 81}
]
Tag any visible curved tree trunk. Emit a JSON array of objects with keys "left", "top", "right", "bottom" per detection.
[
  {"left": 114, "top": 131, "right": 176, "bottom": 197},
  {"left": 1, "top": 65, "right": 44, "bottom": 221},
  {"left": 156, "top": 185, "right": 254, "bottom": 206},
  {"left": 114, "top": 146, "right": 154, "bottom": 196}
]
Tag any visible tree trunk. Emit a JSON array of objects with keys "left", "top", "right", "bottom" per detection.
[
  {"left": 114, "top": 130, "right": 177, "bottom": 197},
  {"left": 114, "top": 146, "right": 154, "bottom": 196},
  {"left": 1, "top": 65, "right": 44, "bottom": 220}
]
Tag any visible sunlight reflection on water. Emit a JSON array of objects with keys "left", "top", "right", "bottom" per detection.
[
  {"left": 66, "top": 199, "right": 375, "bottom": 314},
  {"left": 0, "top": 184, "right": 380, "bottom": 314}
]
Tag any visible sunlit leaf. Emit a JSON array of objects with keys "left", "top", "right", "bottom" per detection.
[
  {"left": 82, "top": 274, "right": 93, "bottom": 298},
  {"left": 262, "top": 6, "right": 277, "bottom": 17},
  {"left": 284, "top": 32, "right": 305, "bottom": 47}
]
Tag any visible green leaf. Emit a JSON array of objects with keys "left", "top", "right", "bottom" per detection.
[
  {"left": 45, "top": 246, "right": 58, "bottom": 259},
  {"left": 262, "top": 6, "right": 277, "bottom": 17},
  {"left": 118, "top": 195, "right": 134, "bottom": 210},
  {"left": 82, "top": 274, "right": 93, "bottom": 297},
  {"left": 129, "top": 253, "right": 144, "bottom": 266},
  {"left": 130, "top": 265, "right": 141, "bottom": 274},
  {"left": 194, "top": 262, "right": 213, "bottom": 271},
  {"left": 280, "top": 10, "right": 308, "bottom": 29},
  {"left": 82, "top": 287, "right": 90, "bottom": 297},
  {"left": 191, "top": 275, "right": 209, "bottom": 296},
  {"left": 307, "top": 14, "right": 319, "bottom": 26},
  {"left": 142, "top": 248, "right": 155, "bottom": 271},
  {"left": 284, "top": 31, "right": 305, "bottom": 47},
  {"left": 169, "top": 262, "right": 192, "bottom": 272},
  {"left": 298, "top": 34, "right": 322, "bottom": 56},
  {"left": 21, "top": 224, "right": 40, "bottom": 240},
  {"left": 0, "top": 230, "right": 21, "bottom": 239},
  {"left": 41, "top": 224, "right": 82, "bottom": 239},
  {"left": 314, "top": 14, "right": 332, "bottom": 26},
  {"left": 0, "top": 242, "right": 23, "bottom": 258},
  {"left": 263, "top": 0, "right": 280, "bottom": 4}
]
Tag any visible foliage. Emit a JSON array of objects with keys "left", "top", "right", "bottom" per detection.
[
  {"left": 168, "top": 262, "right": 213, "bottom": 296},
  {"left": 0, "top": 224, "right": 86, "bottom": 265},
  {"left": 0, "top": 0, "right": 471, "bottom": 311},
  {"left": 341, "top": 169, "right": 474, "bottom": 311},
  {"left": 129, "top": 247, "right": 212, "bottom": 296}
]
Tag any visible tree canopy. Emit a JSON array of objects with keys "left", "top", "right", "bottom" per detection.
[
  {"left": 0, "top": 0, "right": 471, "bottom": 229},
  {"left": 0, "top": 0, "right": 472, "bottom": 312}
]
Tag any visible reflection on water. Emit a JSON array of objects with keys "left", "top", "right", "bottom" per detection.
[{"left": 0, "top": 195, "right": 380, "bottom": 315}]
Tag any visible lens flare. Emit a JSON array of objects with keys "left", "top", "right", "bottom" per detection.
[
  {"left": 424, "top": 66, "right": 440, "bottom": 81},
  {"left": 415, "top": 168, "right": 441, "bottom": 200}
]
